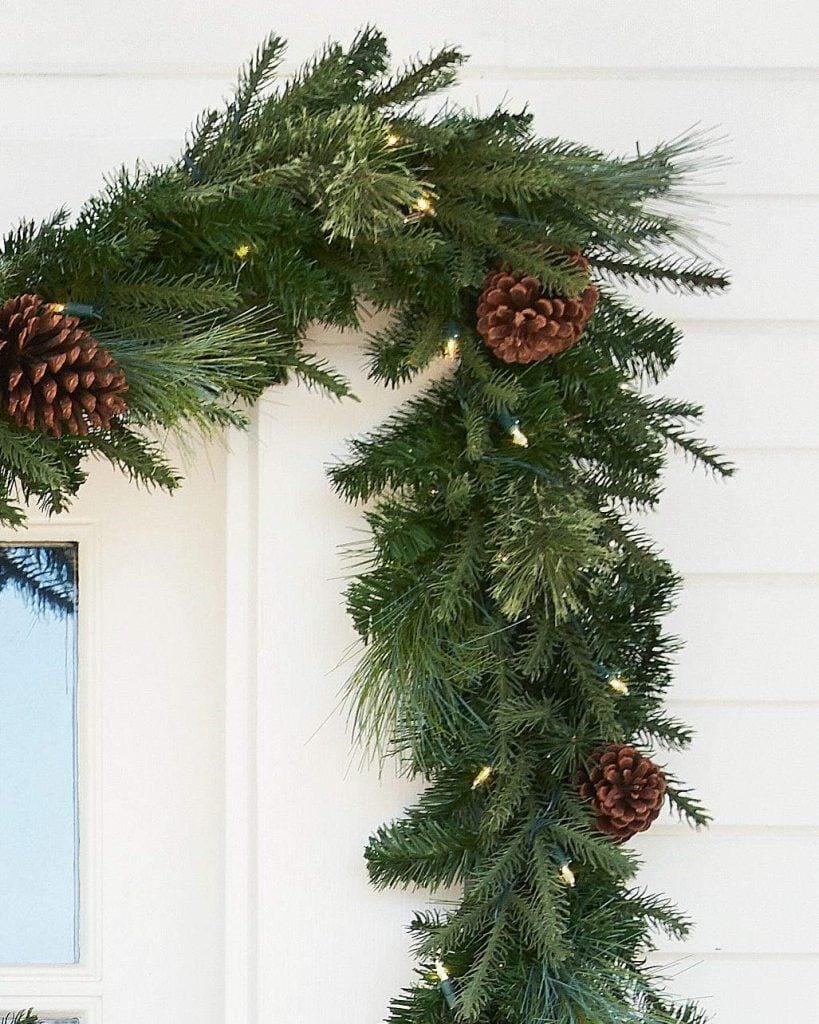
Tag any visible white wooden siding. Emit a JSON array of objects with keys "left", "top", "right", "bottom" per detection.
[{"left": 1, "top": 3, "right": 816, "bottom": 1022}]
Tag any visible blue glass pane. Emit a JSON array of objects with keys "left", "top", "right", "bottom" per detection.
[{"left": 0, "top": 545, "right": 79, "bottom": 964}]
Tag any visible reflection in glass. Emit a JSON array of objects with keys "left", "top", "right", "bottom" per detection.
[{"left": 0, "top": 545, "right": 79, "bottom": 964}]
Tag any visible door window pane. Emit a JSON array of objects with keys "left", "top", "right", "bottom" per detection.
[{"left": 0, "top": 545, "right": 79, "bottom": 964}]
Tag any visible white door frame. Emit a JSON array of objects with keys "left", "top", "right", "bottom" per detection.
[{"left": 223, "top": 419, "right": 261, "bottom": 1022}]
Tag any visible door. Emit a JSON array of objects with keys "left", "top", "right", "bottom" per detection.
[{"left": 0, "top": 443, "right": 229, "bottom": 1023}]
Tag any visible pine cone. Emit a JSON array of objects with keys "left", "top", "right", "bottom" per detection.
[
  {"left": 476, "top": 262, "right": 598, "bottom": 364},
  {"left": 577, "top": 744, "right": 666, "bottom": 841},
  {"left": 0, "top": 294, "right": 127, "bottom": 437}
]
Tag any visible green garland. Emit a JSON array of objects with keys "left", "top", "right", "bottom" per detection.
[{"left": 0, "top": 29, "right": 731, "bottom": 1024}]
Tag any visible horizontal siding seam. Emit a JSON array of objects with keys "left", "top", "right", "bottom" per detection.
[
  {"left": 700, "top": 445, "right": 819, "bottom": 454},
  {"left": 647, "top": 951, "right": 819, "bottom": 961},
  {"left": 713, "top": 193, "right": 819, "bottom": 203},
  {"left": 667, "top": 699, "right": 819, "bottom": 709},
  {"left": 683, "top": 571, "right": 819, "bottom": 580},
  {"left": 708, "top": 445, "right": 819, "bottom": 455},
  {"left": 675, "top": 319, "right": 818, "bottom": 331},
  {"left": 647, "top": 825, "right": 819, "bottom": 836},
  {"left": 464, "top": 66, "right": 819, "bottom": 82},
  {"left": 0, "top": 65, "right": 817, "bottom": 81}
]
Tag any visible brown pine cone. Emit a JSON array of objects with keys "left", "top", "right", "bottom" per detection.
[
  {"left": 577, "top": 744, "right": 667, "bottom": 841},
  {"left": 476, "top": 262, "right": 598, "bottom": 364},
  {"left": 0, "top": 294, "right": 128, "bottom": 437}
]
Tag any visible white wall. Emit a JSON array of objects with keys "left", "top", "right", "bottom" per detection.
[{"left": 1, "top": 3, "right": 817, "bottom": 1023}]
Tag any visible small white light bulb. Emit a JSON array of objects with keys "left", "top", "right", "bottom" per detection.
[
  {"left": 471, "top": 765, "right": 494, "bottom": 790},
  {"left": 510, "top": 424, "right": 529, "bottom": 448},
  {"left": 608, "top": 676, "right": 630, "bottom": 696}
]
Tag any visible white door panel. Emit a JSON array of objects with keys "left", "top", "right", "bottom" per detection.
[{"left": 0, "top": 446, "right": 227, "bottom": 1023}]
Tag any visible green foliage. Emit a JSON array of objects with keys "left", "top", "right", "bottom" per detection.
[
  {"left": 319, "top": 31, "right": 727, "bottom": 1024},
  {"left": 0, "top": 27, "right": 727, "bottom": 524},
  {"left": 1, "top": 27, "right": 729, "bottom": 1024}
]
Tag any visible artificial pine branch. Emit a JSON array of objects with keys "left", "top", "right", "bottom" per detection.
[
  {"left": 1, "top": 29, "right": 729, "bottom": 1024},
  {"left": 326, "top": 31, "right": 729, "bottom": 1023},
  {"left": 365, "top": 47, "right": 466, "bottom": 108},
  {"left": 589, "top": 253, "right": 730, "bottom": 294}
]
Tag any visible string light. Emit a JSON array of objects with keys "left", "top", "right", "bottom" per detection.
[
  {"left": 385, "top": 130, "right": 401, "bottom": 147},
  {"left": 434, "top": 957, "right": 458, "bottom": 1010},
  {"left": 509, "top": 423, "right": 529, "bottom": 448},
  {"left": 559, "top": 862, "right": 577, "bottom": 887},
  {"left": 444, "top": 322, "right": 460, "bottom": 359},
  {"left": 403, "top": 191, "right": 436, "bottom": 224},
  {"left": 46, "top": 301, "right": 102, "bottom": 319},
  {"left": 498, "top": 407, "right": 530, "bottom": 448},
  {"left": 608, "top": 675, "right": 630, "bottom": 696},
  {"left": 404, "top": 192, "right": 435, "bottom": 223},
  {"left": 235, "top": 243, "right": 252, "bottom": 260},
  {"left": 471, "top": 765, "right": 494, "bottom": 790}
]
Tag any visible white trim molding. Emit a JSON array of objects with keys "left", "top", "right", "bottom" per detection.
[{"left": 223, "top": 417, "right": 260, "bottom": 1023}]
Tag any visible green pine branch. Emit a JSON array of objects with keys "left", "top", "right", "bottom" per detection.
[{"left": 1, "top": 30, "right": 729, "bottom": 1024}]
